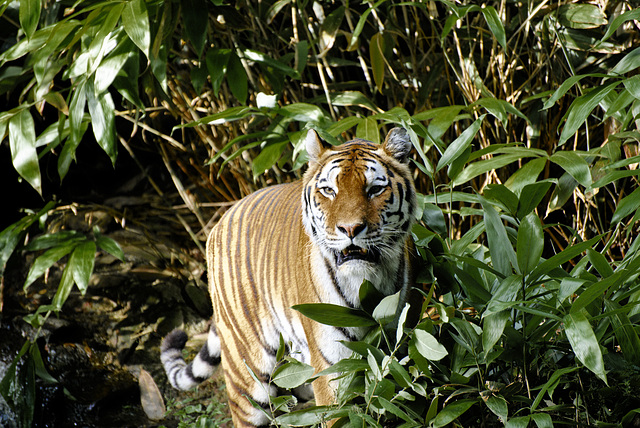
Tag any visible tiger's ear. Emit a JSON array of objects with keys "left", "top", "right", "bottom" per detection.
[
  {"left": 305, "top": 129, "right": 332, "bottom": 163},
  {"left": 382, "top": 127, "right": 412, "bottom": 163}
]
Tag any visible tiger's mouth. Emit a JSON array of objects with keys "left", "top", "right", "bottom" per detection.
[{"left": 335, "top": 245, "right": 380, "bottom": 266}]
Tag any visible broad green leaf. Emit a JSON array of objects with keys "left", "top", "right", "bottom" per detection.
[
  {"left": 611, "top": 46, "right": 640, "bottom": 75},
  {"left": 372, "top": 291, "right": 400, "bottom": 323},
  {"left": 558, "top": 82, "right": 620, "bottom": 146},
  {"left": 293, "top": 303, "right": 377, "bottom": 327},
  {"left": 484, "top": 274, "right": 522, "bottom": 317},
  {"left": 227, "top": 52, "right": 248, "bottom": 103},
  {"left": 517, "top": 212, "right": 544, "bottom": 276},
  {"left": 425, "top": 105, "right": 464, "bottom": 140},
  {"left": 280, "top": 103, "right": 328, "bottom": 124},
  {"left": 484, "top": 395, "right": 508, "bottom": 422},
  {"left": 122, "top": 0, "right": 151, "bottom": 58},
  {"left": 252, "top": 140, "right": 288, "bottom": 177},
  {"left": 563, "top": 309, "right": 607, "bottom": 384},
  {"left": 624, "top": 75, "right": 640, "bottom": 100},
  {"left": 59, "top": 80, "right": 87, "bottom": 181},
  {"left": 412, "top": 329, "right": 448, "bottom": 361},
  {"left": 95, "top": 37, "right": 136, "bottom": 94},
  {"left": 272, "top": 359, "right": 315, "bottom": 389},
  {"left": 481, "top": 6, "right": 506, "bottom": 50},
  {"left": 377, "top": 396, "right": 412, "bottom": 422},
  {"left": 68, "top": 240, "right": 96, "bottom": 295},
  {"left": 9, "top": 109, "right": 42, "bottom": 195},
  {"left": 370, "top": 32, "right": 385, "bottom": 92},
  {"left": 436, "top": 115, "right": 484, "bottom": 172},
  {"left": 586, "top": 248, "right": 614, "bottom": 278},
  {"left": 547, "top": 172, "right": 578, "bottom": 213},
  {"left": 549, "top": 151, "right": 591, "bottom": 188},
  {"left": 355, "top": 116, "right": 379, "bottom": 145},
  {"left": 243, "top": 49, "right": 300, "bottom": 78},
  {"left": 25, "top": 230, "right": 85, "bottom": 251},
  {"left": 422, "top": 203, "right": 447, "bottom": 235},
  {"left": 206, "top": 48, "right": 232, "bottom": 96},
  {"left": 482, "top": 310, "right": 509, "bottom": 353},
  {"left": 516, "top": 181, "right": 553, "bottom": 219},
  {"left": 330, "top": 91, "right": 379, "bottom": 113},
  {"left": 483, "top": 184, "right": 518, "bottom": 215},
  {"left": 181, "top": 0, "right": 208, "bottom": 56},
  {"left": 558, "top": 3, "right": 607, "bottom": 29},
  {"left": 20, "top": 0, "right": 40, "bottom": 39},
  {"left": 506, "top": 416, "right": 531, "bottom": 428},
  {"left": 319, "top": 5, "right": 344, "bottom": 54},
  {"left": 87, "top": 81, "right": 117, "bottom": 165},
  {"left": 432, "top": 399, "right": 476, "bottom": 427},
  {"left": 52, "top": 262, "right": 76, "bottom": 310},
  {"left": 24, "top": 244, "right": 75, "bottom": 289},
  {"left": 95, "top": 233, "right": 124, "bottom": 261},
  {"left": 480, "top": 195, "right": 518, "bottom": 276},
  {"left": 612, "top": 187, "right": 640, "bottom": 225},
  {"left": 473, "top": 98, "right": 528, "bottom": 125},
  {"left": 531, "top": 413, "right": 554, "bottom": 428}
]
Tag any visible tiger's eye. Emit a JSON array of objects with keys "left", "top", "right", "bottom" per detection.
[{"left": 367, "top": 185, "right": 386, "bottom": 197}]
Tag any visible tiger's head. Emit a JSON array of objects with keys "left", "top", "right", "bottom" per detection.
[{"left": 302, "top": 128, "right": 417, "bottom": 295}]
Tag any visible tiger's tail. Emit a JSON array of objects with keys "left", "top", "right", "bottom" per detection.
[{"left": 160, "top": 325, "right": 221, "bottom": 390}]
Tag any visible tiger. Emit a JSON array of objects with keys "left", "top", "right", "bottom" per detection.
[{"left": 161, "top": 127, "right": 418, "bottom": 427}]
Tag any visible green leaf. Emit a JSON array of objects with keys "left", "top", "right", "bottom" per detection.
[
  {"left": 558, "top": 3, "right": 607, "bottom": 29},
  {"left": 370, "top": 32, "right": 385, "bottom": 92},
  {"left": 531, "top": 413, "right": 554, "bottom": 428},
  {"left": 24, "top": 244, "right": 75, "bottom": 290},
  {"left": 95, "top": 37, "right": 135, "bottom": 94},
  {"left": 484, "top": 394, "right": 508, "bottom": 422},
  {"left": 558, "top": 82, "right": 620, "bottom": 146},
  {"left": 483, "top": 184, "right": 518, "bottom": 215},
  {"left": 95, "top": 233, "right": 124, "bottom": 261},
  {"left": 586, "top": 248, "right": 614, "bottom": 278},
  {"left": 52, "top": 262, "right": 76, "bottom": 310},
  {"left": 293, "top": 304, "right": 377, "bottom": 327},
  {"left": 206, "top": 48, "right": 232, "bottom": 96},
  {"left": 480, "top": 195, "right": 518, "bottom": 276},
  {"left": 516, "top": 181, "right": 553, "bottom": 219},
  {"left": 377, "top": 396, "right": 412, "bottom": 422},
  {"left": 432, "top": 399, "right": 476, "bottom": 427},
  {"left": 9, "top": 109, "right": 42, "bottom": 195},
  {"left": 272, "top": 359, "right": 315, "bottom": 389},
  {"left": 549, "top": 151, "right": 592, "bottom": 188},
  {"left": 227, "top": 52, "right": 248, "bottom": 103},
  {"left": 355, "top": 116, "right": 379, "bottom": 145},
  {"left": 20, "top": 0, "right": 41, "bottom": 39},
  {"left": 252, "top": 140, "right": 288, "bottom": 177},
  {"left": 505, "top": 416, "right": 531, "bottom": 428},
  {"left": 517, "top": 212, "right": 544, "bottom": 276},
  {"left": 68, "top": 240, "right": 96, "bottom": 295},
  {"left": 436, "top": 115, "right": 484, "bottom": 172},
  {"left": 600, "top": 9, "right": 640, "bottom": 43},
  {"left": 372, "top": 291, "right": 400, "bottom": 324},
  {"left": 612, "top": 187, "right": 640, "bottom": 225},
  {"left": 412, "top": 329, "right": 448, "bottom": 361},
  {"left": 422, "top": 203, "right": 447, "bottom": 235},
  {"left": 504, "top": 157, "right": 547, "bottom": 195},
  {"left": 87, "top": 81, "right": 117, "bottom": 165},
  {"left": 424, "top": 105, "right": 464, "bottom": 140},
  {"left": 454, "top": 153, "right": 539, "bottom": 187},
  {"left": 542, "top": 74, "right": 591, "bottom": 110},
  {"left": 563, "top": 309, "right": 607, "bottom": 384},
  {"left": 59, "top": 80, "right": 87, "bottom": 181},
  {"left": 481, "top": 6, "right": 507, "bottom": 50},
  {"left": 482, "top": 310, "right": 509, "bottom": 353},
  {"left": 611, "top": 46, "right": 640, "bottom": 75},
  {"left": 122, "top": 0, "right": 151, "bottom": 58},
  {"left": 181, "top": 0, "right": 208, "bottom": 57},
  {"left": 315, "top": 359, "right": 369, "bottom": 378}
]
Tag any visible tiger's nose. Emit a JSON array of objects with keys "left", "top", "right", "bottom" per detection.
[{"left": 337, "top": 223, "right": 366, "bottom": 238}]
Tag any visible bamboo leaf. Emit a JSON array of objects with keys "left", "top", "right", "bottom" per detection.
[
  {"left": 9, "top": 109, "right": 42, "bottom": 195},
  {"left": 563, "top": 309, "right": 607, "bottom": 384},
  {"left": 68, "top": 240, "right": 96, "bottom": 295},
  {"left": 293, "top": 303, "right": 377, "bottom": 327},
  {"left": 180, "top": 0, "right": 208, "bottom": 57},
  {"left": 436, "top": 115, "right": 484, "bottom": 172},
  {"left": 517, "top": 212, "right": 544, "bottom": 276},
  {"left": 370, "top": 32, "right": 385, "bottom": 92},
  {"left": 612, "top": 187, "right": 640, "bottom": 225},
  {"left": 549, "top": 151, "right": 592, "bottom": 188},
  {"left": 479, "top": 195, "right": 518, "bottom": 276},
  {"left": 19, "top": 0, "right": 40, "bottom": 39},
  {"left": 272, "top": 359, "right": 315, "bottom": 389},
  {"left": 122, "top": 0, "right": 151, "bottom": 58},
  {"left": 432, "top": 399, "right": 476, "bottom": 427},
  {"left": 412, "top": 330, "right": 448, "bottom": 361}
]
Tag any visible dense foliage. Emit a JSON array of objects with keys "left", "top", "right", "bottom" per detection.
[{"left": 1, "top": 0, "right": 640, "bottom": 426}]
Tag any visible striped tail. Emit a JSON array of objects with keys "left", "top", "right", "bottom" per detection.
[{"left": 161, "top": 326, "right": 221, "bottom": 390}]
